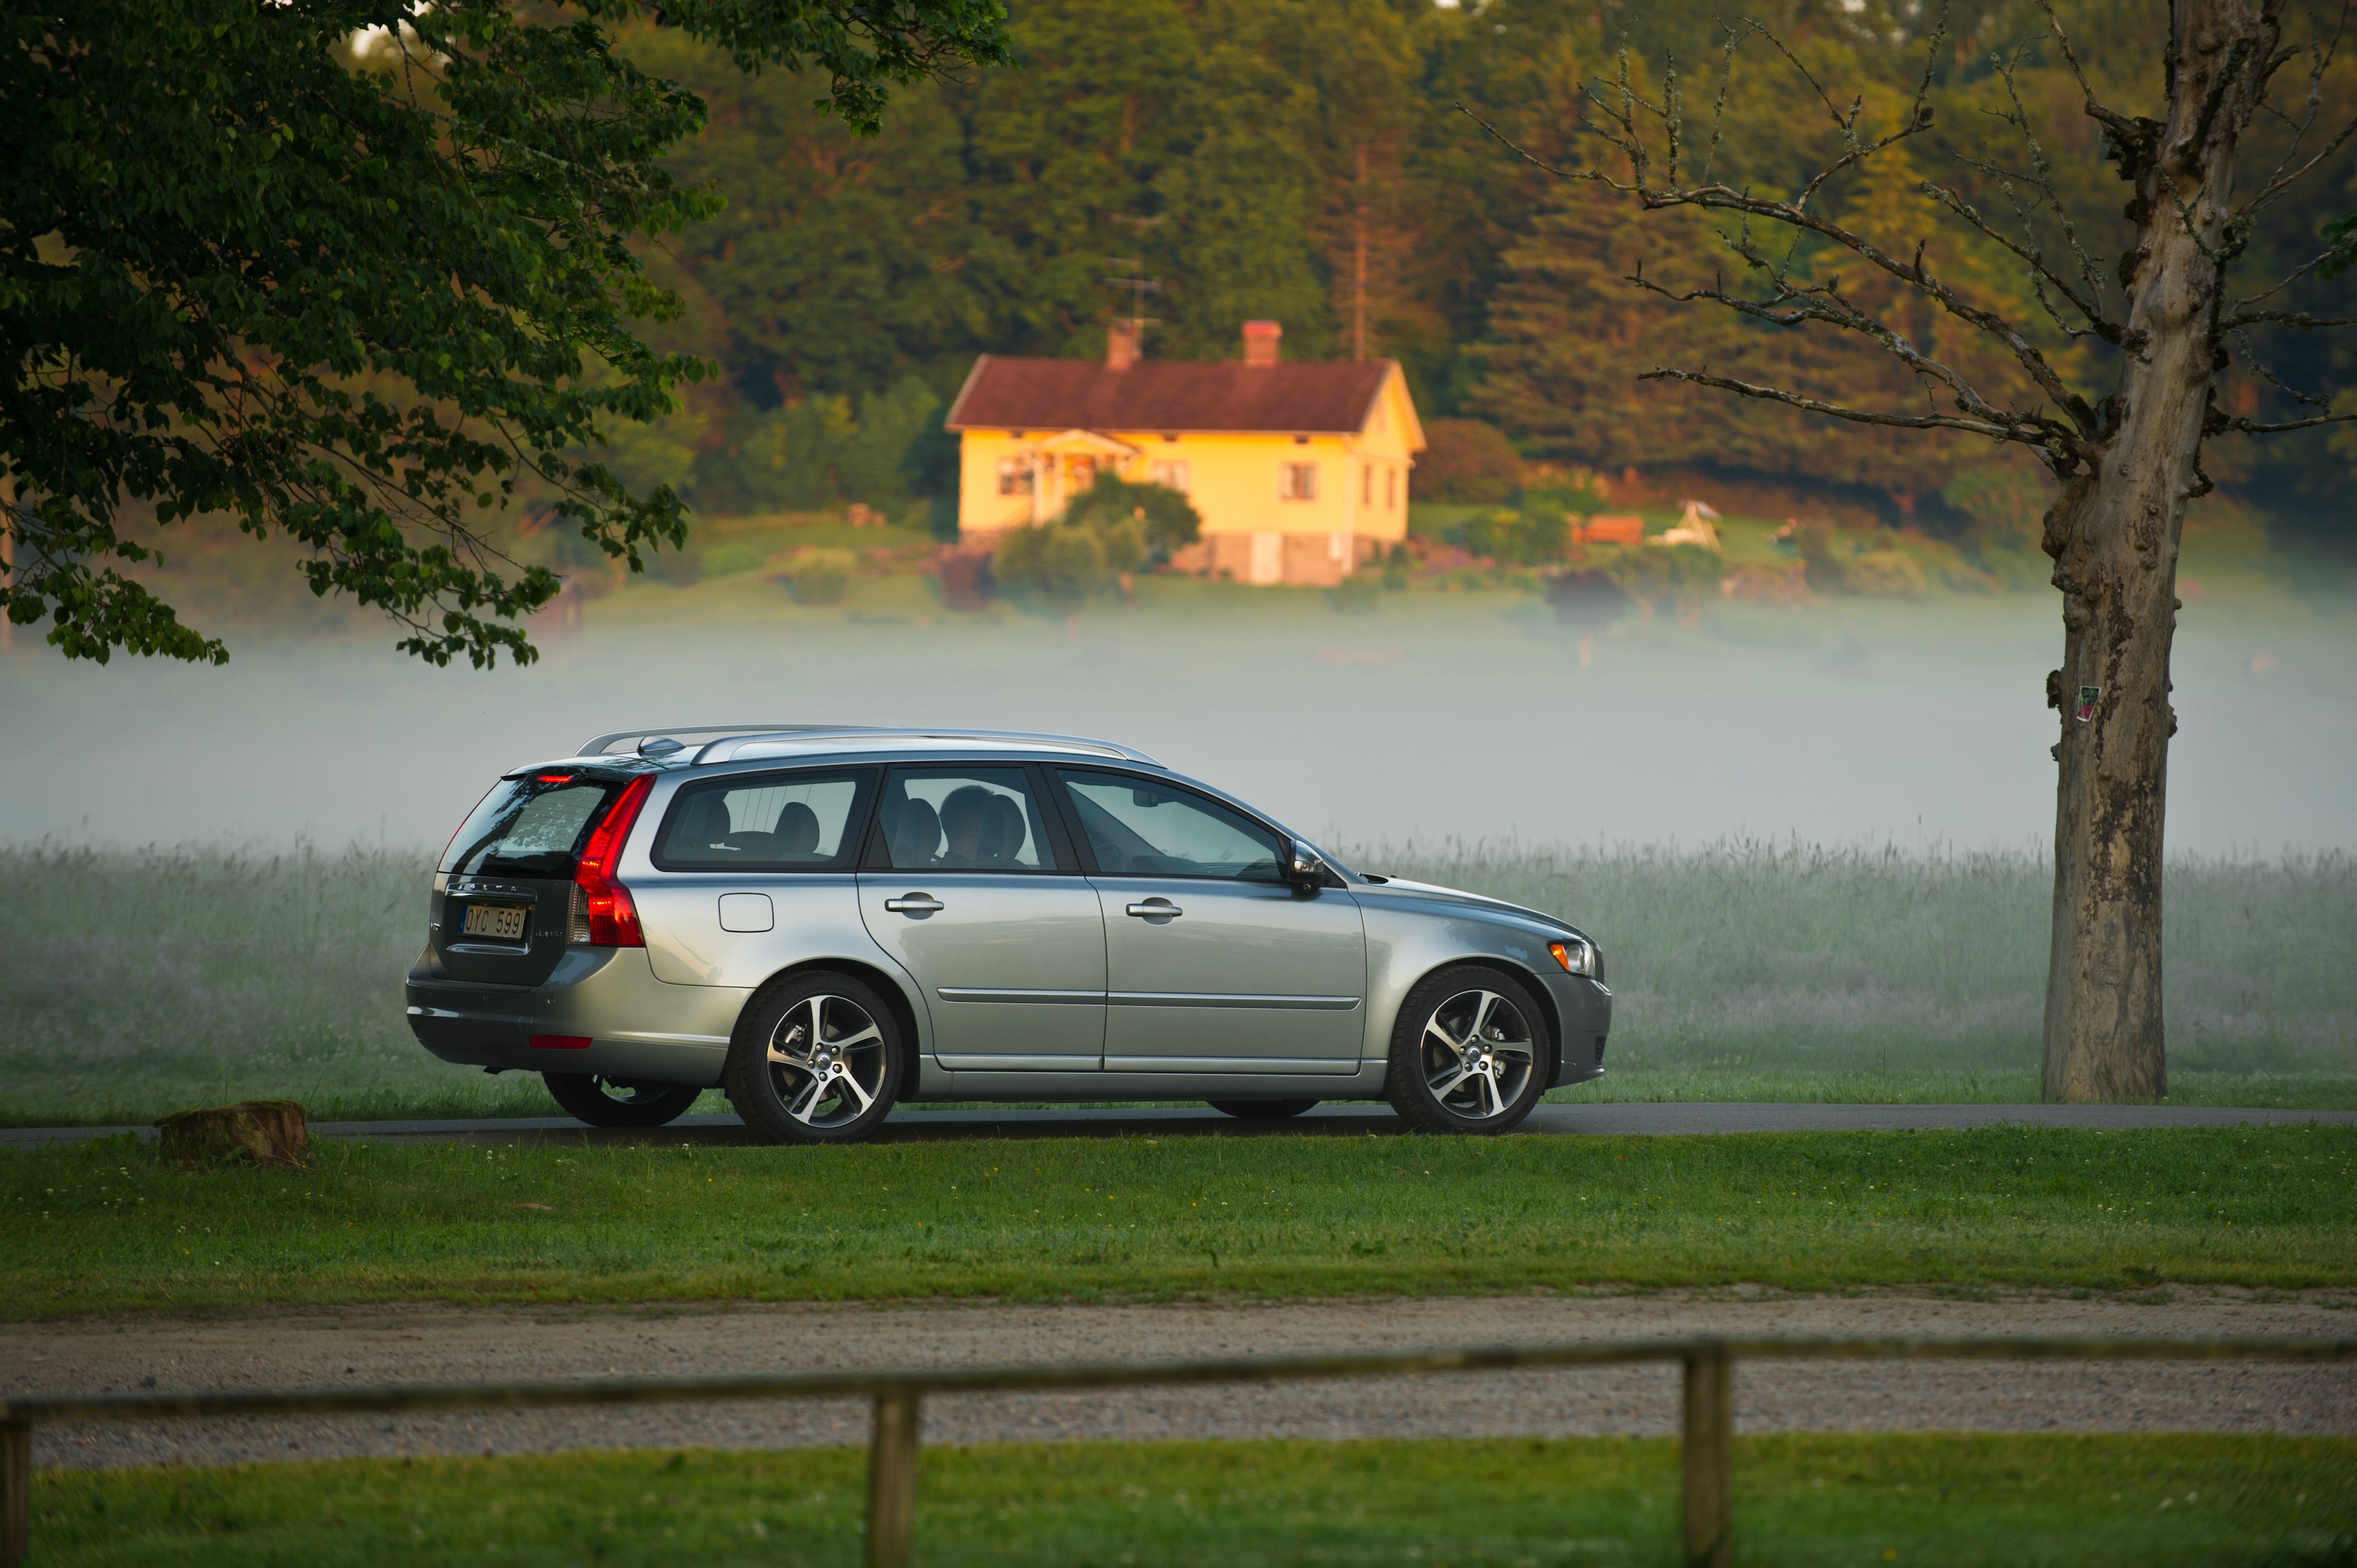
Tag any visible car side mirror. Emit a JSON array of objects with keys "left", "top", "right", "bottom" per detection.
[{"left": 1284, "top": 840, "right": 1327, "bottom": 892}]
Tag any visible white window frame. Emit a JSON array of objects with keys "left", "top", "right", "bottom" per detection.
[{"left": 1279, "top": 462, "right": 1319, "bottom": 502}]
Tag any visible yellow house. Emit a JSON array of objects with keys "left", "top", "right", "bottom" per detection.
[{"left": 943, "top": 321, "right": 1425, "bottom": 586}]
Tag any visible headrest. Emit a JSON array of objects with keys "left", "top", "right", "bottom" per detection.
[{"left": 770, "top": 801, "right": 822, "bottom": 856}]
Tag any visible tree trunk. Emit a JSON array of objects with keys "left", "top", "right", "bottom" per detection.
[{"left": 2039, "top": 0, "right": 2272, "bottom": 1102}]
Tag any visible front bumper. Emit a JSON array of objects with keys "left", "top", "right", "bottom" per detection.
[
  {"left": 405, "top": 947, "right": 750, "bottom": 1088},
  {"left": 1542, "top": 972, "right": 1612, "bottom": 1088}
]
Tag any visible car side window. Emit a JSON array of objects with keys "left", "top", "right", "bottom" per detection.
[
  {"left": 653, "top": 771, "right": 875, "bottom": 871},
  {"left": 871, "top": 767, "right": 1060, "bottom": 872},
  {"left": 1055, "top": 771, "right": 1283, "bottom": 881}
]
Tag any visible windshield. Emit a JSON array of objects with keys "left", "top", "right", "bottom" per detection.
[{"left": 440, "top": 774, "right": 622, "bottom": 878}]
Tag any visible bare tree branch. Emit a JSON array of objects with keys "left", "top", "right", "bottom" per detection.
[
  {"left": 2231, "top": 330, "right": 2339, "bottom": 410},
  {"left": 2227, "top": 230, "right": 2357, "bottom": 310},
  {"left": 2224, "top": 307, "right": 2357, "bottom": 328},
  {"left": 1636, "top": 366, "right": 2027, "bottom": 440},
  {"left": 2239, "top": 0, "right": 2353, "bottom": 215},
  {"left": 2209, "top": 409, "right": 2357, "bottom": 434}
]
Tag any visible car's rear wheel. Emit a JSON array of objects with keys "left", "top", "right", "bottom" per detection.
[
  {"left": 726, "top": 973, "right": 904, "bottom": 1144},
  {"left": 542, "top": 1073, "right": 703, "bottom": 1128},
  {"left": 1383, "top": 966, "right": 1551, "bottom": 1134},
  {"left": 1206, "top": 1099, "right": 1319, "bottom": 1119}
]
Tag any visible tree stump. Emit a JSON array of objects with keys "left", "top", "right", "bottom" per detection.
[{"left": 157, "top": 1100, "right": 309, "bottom": 1170}]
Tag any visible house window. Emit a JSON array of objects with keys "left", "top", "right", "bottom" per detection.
[
  {"left": 1279, "top": 462, "right": 1319, "bottom": 502},
  {"left": 996, "top": 458, "right": 1033, "bottom": 496},
  {"left": 1362, "top": 464, "right": 1373, "bottom": 505},
  {"left": 1385, "top": 466, "right": 1397, "bottom": 509},
  {"left": 1149, "top": 459, "right": 1192, "bottom": 494}
]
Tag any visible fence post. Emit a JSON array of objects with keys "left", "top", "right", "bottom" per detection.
[
  {"left": 1, "top": 1417, "right": 29, "bottom": 1568},
  {"left": 865, "top": 1388, "right": 923, "bottom": 1568},
  {"left": 1681, "top": 1346, "right": 1734, "bottom": 1568}
]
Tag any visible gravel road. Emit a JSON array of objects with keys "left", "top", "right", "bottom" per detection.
[{"left": 12, "top": 1291, "right": 2351, "bottom": 1471}]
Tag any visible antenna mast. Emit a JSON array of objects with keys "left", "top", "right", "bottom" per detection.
[{"left": 1102, "top": 214, "right": 1165, "bottom": 354}]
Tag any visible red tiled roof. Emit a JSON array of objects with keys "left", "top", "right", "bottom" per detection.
[{"left": 946, "top": 356, "right": 1396, "bottom": 436}]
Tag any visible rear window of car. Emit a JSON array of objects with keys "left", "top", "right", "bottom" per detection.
[
  {"left": 440, "top": 774, "right": 623, "bottom": 878},
  {"left": 652, "top": 769, "right": 876, "bottom": 871}
]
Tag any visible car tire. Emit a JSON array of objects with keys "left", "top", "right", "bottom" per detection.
[
  {"left": 726, "top": 972, "right": 906, "bottom": 1145},
  {"left": 541, "top": 1073, "right": 703, "bottom": 1128},
  {"left": 1383, "top": 965, "right": 1553, "bottom": 1135},
  {"left": 1206, "top": 1099, "right": 1319, "bottom": 1119}
]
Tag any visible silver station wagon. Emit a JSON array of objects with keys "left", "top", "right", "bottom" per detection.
[{"left": 405, "top": 726, "right": 1610, "bottom": 1142}]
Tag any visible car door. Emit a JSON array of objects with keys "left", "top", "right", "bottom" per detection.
[
  {"left": 1053, "top": 769, "right": 1366, "bottom": 1075},
  {"left": 856, "top": 764, "right": 1106, "bottom": 1071}
]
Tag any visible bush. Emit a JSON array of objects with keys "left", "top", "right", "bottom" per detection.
[
  {"left": 994, "top": 522, "right": 1107, "bottom": 608},
  {"left": 992, "top": 478, "right": 1195, "bottom": 607},
  {"left": 1414, "top": 418, "right": 1525, "bottom": 503},
  {"left": 1061, "top": 476, "right": 1200, "bottom": 561},
  {"left": 1457, "top": 504, "right": 1570, "bottom": 566},
  {"left": 1942, "top": 461, "right": 2054, "bottom": 547},
  {"left": 1546, "top": 568, "right": 1635, "bottom": 631},
  {"left": 1839, "top": 549, "right": 1930, "bottom": 597},
  {"left": 1788, "top": 524, "right": 1926, "bottom": 597},
  {"left": 787, "top": 549, "right": 855, "bottom": 605},
  {"left": 700, "top": 540, "right": 769, "bottom": 577},
  {"left": 1658, "top": 541, "right": 1727, "bottom": 610},
  {"left": 1330, "top": 572, "right": 1381, "bottom": 613}
]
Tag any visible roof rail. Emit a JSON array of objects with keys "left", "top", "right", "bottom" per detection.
[
  {"left": 693, "top": 727, "right": 1164, "bottom": 767},
  {"left": 577, "top": 723, "right": 826, "bottom": 758}
]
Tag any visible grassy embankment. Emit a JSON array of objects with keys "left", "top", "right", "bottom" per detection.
[
  {"left": 1, "top": 840, "right": 2349, "bottom": 1127},
  {"left": 6, "top": 1126, "right": 2351, "bottom": 1318},
  {"left": 32, "top": 1434, "right": 2357, "bottom": 1567}
]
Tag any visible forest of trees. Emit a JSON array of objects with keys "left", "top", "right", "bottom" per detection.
[{"left": 606, "top": 0, "right": 2352, "bottom": 537}]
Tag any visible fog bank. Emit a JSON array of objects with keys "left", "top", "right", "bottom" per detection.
[{"left": 1, "top": 581, "right": 2349, "bottom": 855}]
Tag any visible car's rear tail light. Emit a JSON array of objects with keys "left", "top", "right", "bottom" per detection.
[
  {"left": 530, "top": 1034, "right": 593, "bottom": 1051},
  {"left": 573, "top": 774, "right": 654, "bottom": 947}
]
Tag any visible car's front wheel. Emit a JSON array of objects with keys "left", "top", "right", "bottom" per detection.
[
  {"left": 726, "top": 973, "right": 905, "bottom": 1144},
  {"left": 1383, "top": 966, "right": 1551, "bottom": 1134},
  {"left": 542, "top": 1073, "right": 703, "bottom": 1128}
]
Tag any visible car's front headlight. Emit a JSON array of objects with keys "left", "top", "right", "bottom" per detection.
[{"left": 1548, "top": 936, "right": 1597, "bottom": 978}]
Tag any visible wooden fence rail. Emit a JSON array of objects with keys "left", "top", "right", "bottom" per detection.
[{"left": 5, "top": 1334, "right": 2351, "bottom": 1568}]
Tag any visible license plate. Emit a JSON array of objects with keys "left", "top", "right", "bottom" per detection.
[{"left": 461, "top": 903, "right": 529, "bottom": 941}]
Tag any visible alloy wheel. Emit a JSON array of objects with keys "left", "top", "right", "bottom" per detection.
[
  {"left": 763, "top": 994, "right": 889, "bottom": 1129},
  {"left": 1417, "top": 988, "right": 1537, "bottom": 1121}
]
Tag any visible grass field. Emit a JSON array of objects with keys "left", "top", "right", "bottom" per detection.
[
  {"left": 32, "top": 1433, "right": 2357, "bottom": 1566},
  {"left": 0, "top": 840, "right": 2350, "bottom": 1127},
  {"left": 6, "top": 1126, "right": 2351, "bottom": 1318}
]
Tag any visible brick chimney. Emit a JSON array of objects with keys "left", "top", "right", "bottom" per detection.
[
  {"left": 1105, "top": 319, "right": 1140, "bottom": 372},
  {"left": 1241, "top": 320, "right": 1282, "bottom": 367}
]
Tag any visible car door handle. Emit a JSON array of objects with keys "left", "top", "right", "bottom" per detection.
[
  {"left": 1126, "top": 900, "right": 1182, "bottom": 919},
  {"left": 884, "top": 894, "right": 944, "bottom": 914}
]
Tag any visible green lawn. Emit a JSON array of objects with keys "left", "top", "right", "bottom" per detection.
[
  {"left": 32, "top": 1434, "right": 2357, "bottom": 1566},
  {"left": 7, "top": 1126, "right": 2352, "bottom": 1319}
]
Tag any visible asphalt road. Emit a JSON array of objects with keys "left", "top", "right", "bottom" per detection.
[{"left": 5, "top": 1100, "right": 2352, "bottom": 1149}]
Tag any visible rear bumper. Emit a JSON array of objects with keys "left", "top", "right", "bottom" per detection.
[{"left": 405, "top": 947, "right": 749, "bottom": 1088}]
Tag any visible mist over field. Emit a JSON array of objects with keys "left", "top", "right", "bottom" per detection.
[{"left": 0, "top": 546, "right": 2349, "bottom": 857}]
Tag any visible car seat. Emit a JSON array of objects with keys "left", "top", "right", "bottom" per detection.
[
  {"left": 886, "top": 798, "right": 941, "bottom": 867},
  {"left": 670, "top": 793, "right": 734, "bottom": 857},
  {"left": 982, "top": 793, "right": 1027, "bottom": 866},
  {"left": 769, "top": 801, "right": 822, "bottom": 860}
]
